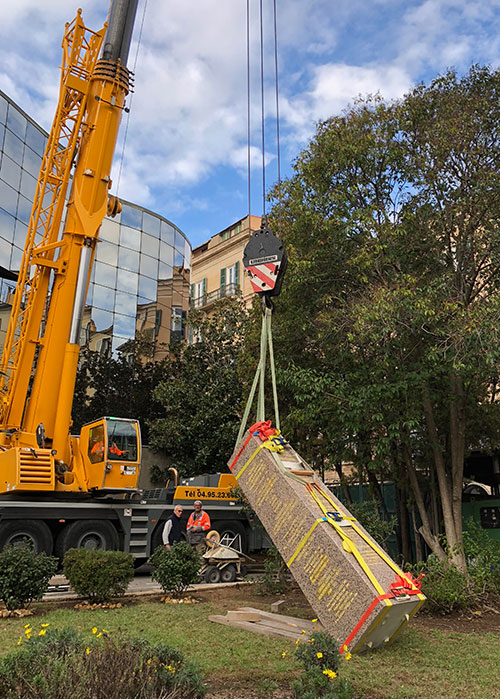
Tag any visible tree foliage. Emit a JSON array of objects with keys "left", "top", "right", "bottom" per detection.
[
  {"left": 269, "top": 66, "right": 500, "bottom": 569},
  {"left": 72, "top": 339, "right": 167, "bottom": 443},
  {"left": 148, "top": 296, "right": 252, "bottom": 477}
]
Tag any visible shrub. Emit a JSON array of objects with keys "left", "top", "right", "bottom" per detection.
[
  {"left": 348, "top": 501, "right": 397, "bottom": 552},
  {"left": 0, "top": 545, "right": 57, "bottom": 610},
  {"left": 292, "top": 631, "right": 356, "bottom": 698},
  {"left": 257, "top": 545, "right": 288, "bottom": 595},
  {"left": 0, "top": 626, "right": 206, "bottom": 698},
  {"left": 63, "top": 549, "right": 134, "bottom": 603},
  {"left": 149, "top": 541, "right": 201, "bottom": 596},
  {"left": 463, "top": 518, "right": 500, "bottom": 593},
  {"left": 411, "top": 555, "right": 469, "bottom": 614},
  {"left": 291, "top": 668, "right": 356, "bottom": 699}
]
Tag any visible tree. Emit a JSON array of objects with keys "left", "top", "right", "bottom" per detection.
[
  {"left": 269, "top": 66, "right": 500, "bottom": 571},
  {"left": 71, "top": 339, "right": 167, "bottom": 443},
  {"left": 149, "top": 296, "right": 252, "bottom": 477}
]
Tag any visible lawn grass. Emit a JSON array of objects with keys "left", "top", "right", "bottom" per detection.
[{"left": 0, "top": 596, "right": 499, "bottom": 697}]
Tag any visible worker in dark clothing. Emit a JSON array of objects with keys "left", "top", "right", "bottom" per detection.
[{"left": 162, "top": 505, "right": 184, "bottom": 551}]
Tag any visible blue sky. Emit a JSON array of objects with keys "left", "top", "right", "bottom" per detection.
[{"left": 1, "top": 0, "right": 500, "bottom": 249}]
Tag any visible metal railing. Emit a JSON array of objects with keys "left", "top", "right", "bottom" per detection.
[{"left": 190, "top": 282, "right": 240, "bottom": 309}]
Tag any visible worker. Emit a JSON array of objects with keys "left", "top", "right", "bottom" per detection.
[
  {"left": 162, "top": 505, "right": 184, "bottom": 551},
  {"left": 186, "top": 500, "right": 211, "bottom": 551},
  {"left": 109, "top": 441, "right": 126, "bottom": 458},
  {"left": 89, "top": 439, "right": 104, "bottom": 463}
]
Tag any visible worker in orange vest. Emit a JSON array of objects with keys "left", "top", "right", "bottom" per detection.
[
  {"left": 186, "top": 500, "right": 211, "bottom": 551},
  {"left": 109, "top": 441, "right": 125, "bottom": 457}
]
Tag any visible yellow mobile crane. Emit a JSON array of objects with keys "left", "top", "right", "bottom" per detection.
[{"left": 0, "top": 2, "right": 140, "bottom": 497}]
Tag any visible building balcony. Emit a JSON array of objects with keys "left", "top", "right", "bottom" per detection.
[{"left": 190, "top": 282, "right": 240, "bottom": 309}]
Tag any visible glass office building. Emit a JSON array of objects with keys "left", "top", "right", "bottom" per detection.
[{"left": 0, "top": 90, "right": 191, "bottom": 361}]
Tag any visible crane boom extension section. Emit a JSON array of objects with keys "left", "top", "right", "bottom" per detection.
[{"left": 0, "top": 4, "right": 141, "bottom": 496}]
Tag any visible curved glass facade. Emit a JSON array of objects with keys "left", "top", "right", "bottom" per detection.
[{"left": 0, "top": 90, "right": 191, "bottom": 361}]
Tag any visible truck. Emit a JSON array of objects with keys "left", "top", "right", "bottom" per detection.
[{"left": 0, "top": 2, "right": 256, "bottom": 563}]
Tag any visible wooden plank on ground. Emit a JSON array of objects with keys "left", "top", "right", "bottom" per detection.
[{"left": 208, "top": 614, "right": 302, "bottom": 641}]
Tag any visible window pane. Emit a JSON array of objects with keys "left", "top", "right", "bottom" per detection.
[
  {"left": 174, "top": 249, "right": 184, "bottom": 267},
  {"left": 138, "top": 275, "right": 157, "bottom": 301},
  {"left": 25, "top": 122, "right": 46, "bottom": 157},
  {"left": 93, "top": 261, "right": 117, "bottom": 290},
  {"left": 0, "top": 207, "right": 15, "bottom": 240},
  {"left": 118, "top": 246, "right": 140, "bottom": 272},
  {"left": 143, "top": 212, "right": 160, "bottom": 237},
  {"left": 3, "top": 130, "right": 24, "bottom": 163},
  {"left": 16, "top": 194, "right": 32, "bottom": 225},
  {"left": 6, "top": 106, "right": 27, "bottom": 140},
  {"left": 159, "top": 240, "right": 173, "bottom": 267},
  {"left": 0, "top": 124, "right": 5, "bottom": 152},
  {"left": 23, "top": 146, "right": 42, "bottom": 178},
  {"left": 114, "top": 290, "right": 135, "bottom": 315},
  {"left": 116, "top": 267, "right": 138, "bottom": 294},
  {"left": 91, "top": 308, "right": 113, "bottom": 332},
  {"left": 120, "top": 224, "right": 141, "bottom": 251},
  {"left": 13, "top": 219, "right": 27, "bottom": 248},
  {"left": 20, "top": 169, "right": 37, "bottom": 201},
  {"left": 174, "top": 230, "right": 186, "bottom": 252},
  {"left": 160, "top": 221, "right": 175, "bottom": 245},
  {"left": 100, "top": 218, "right": 119, "bottom": 244},
  {"left": 0, "top": 154, "right": 21, "bottom": 190},
  {"left": 0, "top": 180, "right": 18, "bottom": 217},
  {"left": 0, "top": 97, "right": 7, "bottom": 125},
  {"left": 0, "top": 236, "right": 11, "bottom": 263},
  {"left": 158, "top": 262, "right": 173, "bottom": 280},
  {"left": 96, "top": 239, "right": 118, "bottom": 266},
  {"left": 120, "top": 204, "right": 142, "bottom": 229},
  {"left": 141, "top": 232, "right": 159, "bottom": 258},
  {"left": 113, "top": 313, "right": 135, "bottom": 338},
  {"left": 10, "top": 244, "right": 22, "bottom": 270},
  {"left": 139, "top": 253, "right": 158, "bottom": 279},
  {"left": 92, "top": 283, "right": 115, "bottom": 311}
]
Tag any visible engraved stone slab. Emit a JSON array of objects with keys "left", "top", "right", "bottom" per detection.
[{"left": 229, "top": 432, "right": 425, "bottom": 653}]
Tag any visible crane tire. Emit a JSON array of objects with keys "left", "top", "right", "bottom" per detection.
[
  {"left": 54, "top": 520, "right": 119, "bottom": 560},
  {"left": 220, "top": 564, "right": 237, "bottom": 583},
  {"left": 204, "top": 565, "right": 221, "bottom": 584},
  {"left": 0, "top": 520, "right": 53, "bottom": 554}
]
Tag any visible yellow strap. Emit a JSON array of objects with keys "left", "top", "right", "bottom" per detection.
[
  {"left": 235, "top": 437, "right": 284, "bottom": 482},
  {"left": 307, "top": 486, "right": 385, "bottom": 596},
  {"left": 286, "top": 517, "right": 326, "bottom": 567},
  {"left": 315, "top": 486, "right": 412, "bottom": 585}
]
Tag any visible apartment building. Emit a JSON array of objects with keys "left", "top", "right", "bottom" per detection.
[{"left": 190, "top": 214, "right": 261, "bottom": 312}]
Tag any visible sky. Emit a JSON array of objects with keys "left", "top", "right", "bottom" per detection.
[{"left": 1, "top": 0, "right": 500, "bottom": 250}]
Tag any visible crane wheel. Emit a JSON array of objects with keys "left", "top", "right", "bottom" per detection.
[
  {"left": 0, "top": 520, "right": 53, "bottom": 555},
  {"left": 54, "top": 520, "right": 119, "bottom": 560}
]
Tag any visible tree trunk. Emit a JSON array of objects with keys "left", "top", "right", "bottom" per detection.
[
  {"left": 422, "top": 384, "right": 467, "bottom": 572},
  {"left": 449, "top": 372, "right": 466, "bottom": 547},
  {"left": 401, "top": 441, "right": 447, "bottom": 561}
]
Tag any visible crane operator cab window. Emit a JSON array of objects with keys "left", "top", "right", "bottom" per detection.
[
  {"left": 88, "top": 424, "right": 105, "bottom": 464},
  {"left": 106, "top": 418, "right": 138, "bottom": 461}
]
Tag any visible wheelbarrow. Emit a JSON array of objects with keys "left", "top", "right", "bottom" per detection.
[{"left": 200, "top": 530, "right": 254, "bottom": 584}]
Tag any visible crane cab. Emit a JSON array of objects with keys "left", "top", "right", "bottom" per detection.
[{"left": 79, "top": 417, "right": 141, "bottom": 492}]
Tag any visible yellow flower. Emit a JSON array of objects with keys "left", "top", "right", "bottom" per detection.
[
  {"left": 310, "top": 638, "right": 315, "bottom": 644},
  {"left": 301, "top": 629, "right": 306, "bottom": 635},
  {"left": 166, "top": 665, "right": 176, "bottom": 674},
  {"left": 17, "top": 637, "right": 22, "bottom": 646},
  {"left": 311, "top": 618, "right": 318, "bottom": 623},
  {"left": 295, "top": 638, "right": 300, "bottom": 646},
  {"left": 38, "top": 629, "right": 47, "bottom": 636},
  {"left": 342, "top": 644, "right": 348, "bottom": 652},
  {"left": 24, "top": 624, "right": 31, "bottom": 629},
  {"left": 91, "top": 627, "right": 98, "bottom": 634},
  {"left": 102, "top": 629, "right": 108, "bottom": 635},
  {"left": 323, "top": 669, "right": 337, "bottom": 679},
  {"left": 147, "top": 658, "right": 152, "bottom": 665},
  {"left": 41, "top": 623, "right": 49, "bottom": 628},
  {"left": 344, "top": 652, "right": 352, "bottom": 661},
  {"left": 86, "top": 647, "right": 90, "bottom": 655},
  {"left": 96, "top": 633, "right": 102, "bottom": 638},
  {"left": 316, "top": 652, "right": 323, "bottom": 659},
  {"left": 25, "top": 632, "right": 31, "bottom": 640},
  {"left": 281, "top": 651, "right": 287, "bottom": 658}
]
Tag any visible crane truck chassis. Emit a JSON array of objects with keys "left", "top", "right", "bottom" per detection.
[{"left": 0, "top": 472, "right": 263, "bottom": 563}]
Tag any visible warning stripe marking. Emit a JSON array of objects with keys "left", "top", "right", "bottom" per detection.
[{"left": 247, "top": 263, "right": 279, "bottom": 291}]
